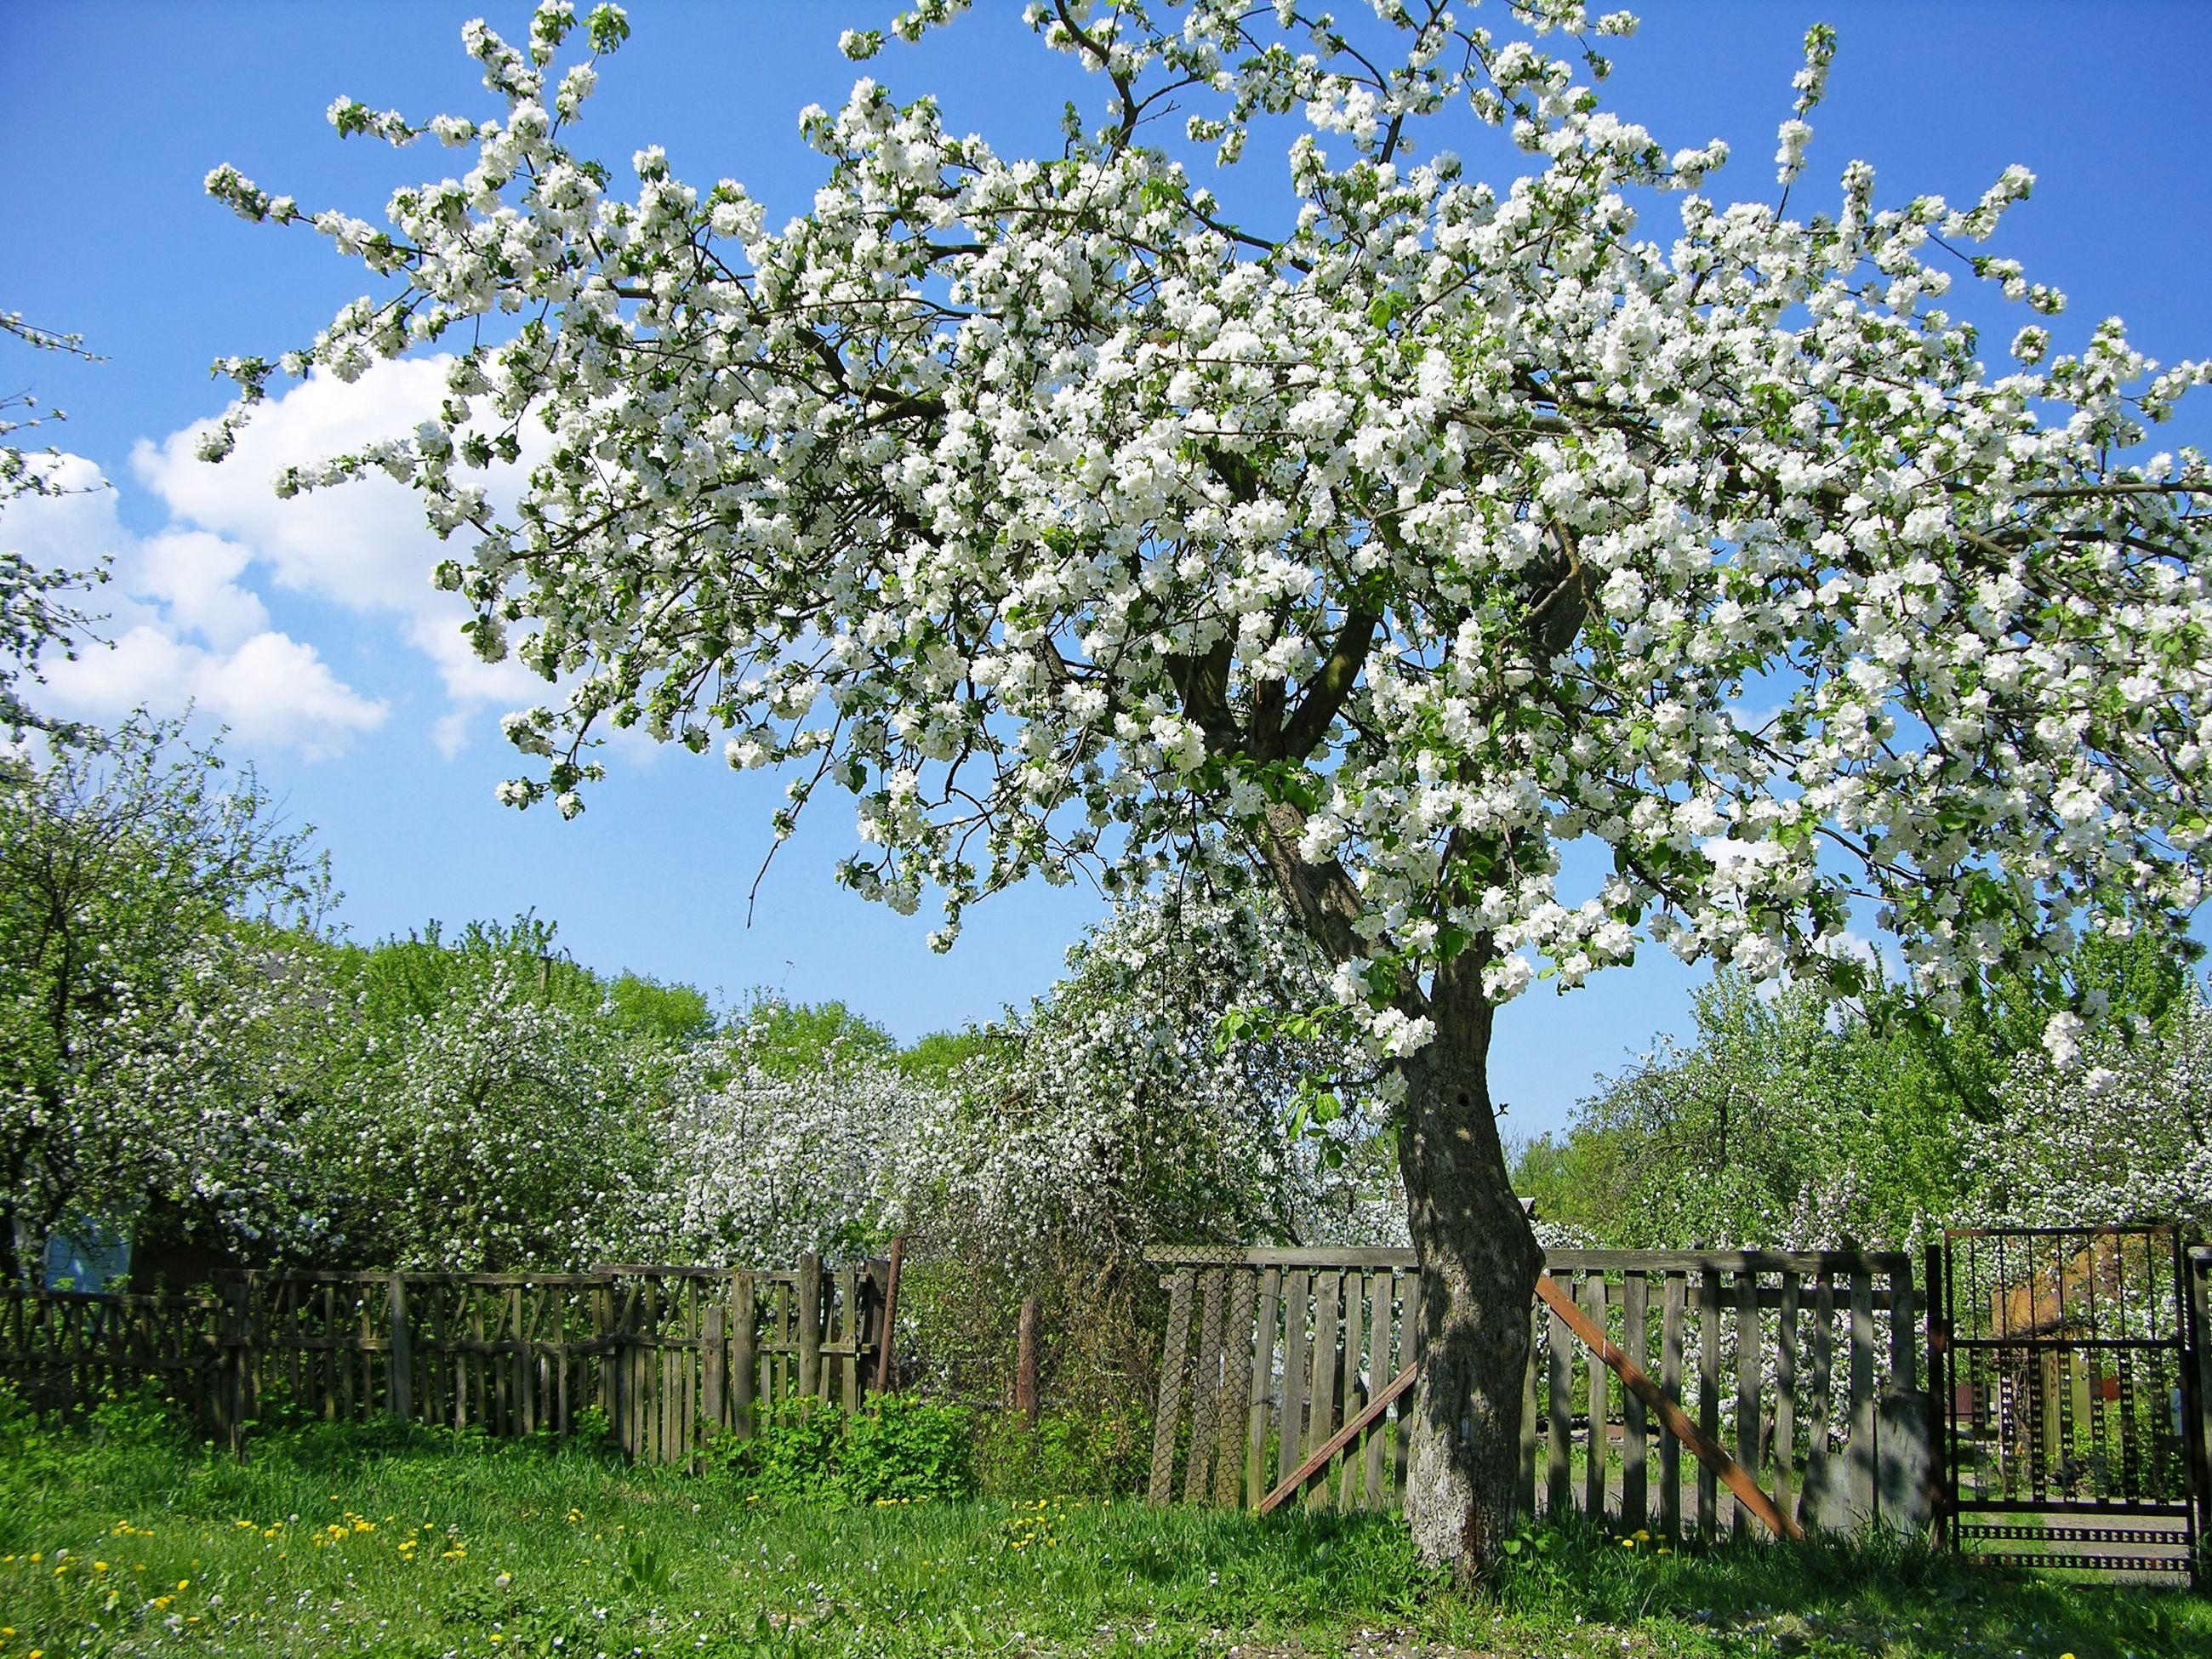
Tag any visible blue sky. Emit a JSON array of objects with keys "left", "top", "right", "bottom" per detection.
[{"left": 3, "top": 2, "right": 2208, "bottom": 1137}]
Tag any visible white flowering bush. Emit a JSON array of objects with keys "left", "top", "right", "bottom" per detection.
[
  {"left": 209, "top": 0, "right": 2212, "bottom": 1571},
  {"left": 645, "top": 1012, "right": 937, "bottom": 1268},
  {"left": 323, "top": 948, "right": 666, "bottom": 1272},
  {"left": 1964, "top": 988, "right": 2212, "bottom": 1237},
  {"left": 897, "top": 886, "right": 1395, "bottom": 1260}
]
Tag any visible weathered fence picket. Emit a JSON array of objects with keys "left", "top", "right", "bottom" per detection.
[
  {"left": 1146, "top": 1246, "right": 1929, "bottom": 1540},
  {"left": 0, "top": 1252, "right": 888, "bottom": 1466}
]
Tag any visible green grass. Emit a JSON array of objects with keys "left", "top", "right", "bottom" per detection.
[{"left": 3, "top": 1406, "right": 2208, "bottom": 1657}]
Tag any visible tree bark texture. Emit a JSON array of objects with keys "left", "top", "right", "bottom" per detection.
[
  {"left": 1394, "top": 960, "right": 1541, "bottom": 1582},
  {"left": 1254, "top": 812, "right": 1540, "bottom": 1582}
]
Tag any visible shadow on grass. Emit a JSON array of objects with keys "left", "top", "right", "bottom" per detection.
[{"left": 1468, "top": 1514, "right": 2209, "bottom": 1658}]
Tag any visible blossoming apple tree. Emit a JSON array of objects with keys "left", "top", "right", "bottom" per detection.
[{"left": 206, "top": 0, "right": 2212, "bottom": 1573}]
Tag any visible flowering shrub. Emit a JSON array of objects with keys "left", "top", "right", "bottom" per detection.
[
  {"left": 322, "top": 947, "right": 666, "bottom": 1272},
  {"left": 893, "top": 886, "right": 1399, "bottom": 1263},
  {"left": 1964, "top": 987, "right": 2212, "bottom": 1235},
  {"left": 647, "top": 1031, "right": 932, "bottom": 1268}
]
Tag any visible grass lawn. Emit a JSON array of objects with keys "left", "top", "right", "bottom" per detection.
[{"left": 3, "top": 1409, "right": 2206, "bottom": 1657}]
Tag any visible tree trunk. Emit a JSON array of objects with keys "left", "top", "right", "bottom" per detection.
[{"left": 1395, "top": 964, "right": 1541, "bottom": 1583}]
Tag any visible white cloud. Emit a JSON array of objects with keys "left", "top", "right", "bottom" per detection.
[
  {"left": 0, "top": 464, "right": 386, "bottom": 757},
  {"left": 60, "top": 624, "right": 385, "bottom": 761},
  {"left": 136, "top": 530, "right": 270, "bottom": 649},
  {"left": 132, "top": 359, "right": 554, "bottom": 755},
  {"left": 6, "top": 362, "right": 672, "bottom": 766}
]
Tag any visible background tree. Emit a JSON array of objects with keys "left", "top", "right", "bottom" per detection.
[
  {"left": 0, "top": 715, "right": 331, "bottom": 1280},
  {"left": 0, "top": 311, "right": 109, "bottom": 738},
  {"left": 209, "top": 1, "right": 2212, "bottom": 1575},
  {"left": 1521, "top": 927, "right": 2202, "bottom": 1250},
  {"left": 322, "top": 935, "right": 669, "bottom": 1271}
]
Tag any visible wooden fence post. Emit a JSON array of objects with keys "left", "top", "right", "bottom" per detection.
[
  {"left": 387, "top": 1274, "right": 413, "bottom": 1422},
  {"left": 732, "top": 1274, "right": 757, "bottom": 1439},
  {"left": 702, "top": 1301, "right": 727, "bottom": 1447},
  {"left": 223, "top": 1273, "right": 254, "bottom": 1459},
  {"left": 873, "top": 1238, "right": 904, "bottom": 1394},
  {"left": 796, "top": 1252, "right": 822, "bottom": 1400},
  {"left": 1924, "top": 1241, "right": 1950, "bottom": 1550},
  {"left": 2184, "top": 1246, "right": 2211, "bottom": 1577},
  {"left": 1015, "top": 1294, "right": 1041, "bottom": 1422}
]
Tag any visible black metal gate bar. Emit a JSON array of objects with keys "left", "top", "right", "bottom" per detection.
[{"left": 1941, "top": 1224, "right": 2201, "bottom": 1586}]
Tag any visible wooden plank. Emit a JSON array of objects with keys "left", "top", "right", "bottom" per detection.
[
  {"left": 703, "top": 1302, "right": 726, "bottom": 1441},
  {"left": 595, "top": 1280, "right": 613, "bottom": 1431},
  {"left": 1146, "top": 1246, "right": 1918, "bottom": 1276},
  {"left": 732, "top": 1274, "right": 757, "bottom": 1439},
  {"left": 2187, "top": 1249, "right": 2212, "bottom": 1552},
  {"left": 1149, "top": 1247, "right": 1420, "bottom": 1269},
  {"left": 387, "top": 1275, "right": 413, "bottom": 1422},
  {"left": 1582, "top": 1273, "right": 1609, "bottom": 1520},
  {"left": 1735, "top": 1271, "right": 1761, "bottom": 1542},
  {"left": 838, "top": 1266, "right": 861, "bottom": 1411},
  {"left": 874, "top": 1239, "right": 904, "bottom": 1394},
  {"left": 1258, "top": 1363, "right": 1418, "bottom": 1514},
  {"left": 1216, "top": 1269, "right": 1257, "bottom": 1509},
  {"left": 1535, "top": 1274, "right": 1802, "bottom": 1541},
  {"left": 1148, "top": 1268, "right": 1195, "bottom": 1503},
  {"left": 1808, "top": 1273, "right": 1834, "bottom": 1528},
  {"left": 1697, "top": 1268, "right": 1720, "bottom": 1541},
  {"left": 1622, "top": 1273, "right": 1648, "bottom": 1531},
  {"left": 1308, "top": 1273, "right": 1341, "bottom": 1453},
  {"left": 1774, "top": 1274, "right": 1799, "bottom": 1525},
  {"left": 1015, "top": 1294, "right": 1043, "bottom": 1421},
  {"left": 1186, "top": 1270, "right": 1227, "bottom": 1503},
  {"left": 1246, "top": 1268, "right": 1280, "bottom": 1508},
  {"left": 1360, "top": 1271, "right": 1389, "bottom": 1509},
  {"left": 1277, "top": 1270, "right": 1311, "bottom": 1499},
  {"left": 1658, "top": 1272, "right": 1688, "bottom": 1536},
  {"left": 1394, "top": 1272, "right": 1422, "bottom": 1499},
  {"left": 1849, "top": 1269, "right": 1877, "bottom": 1518},
  {"left": 1337, "top": 1272, "right": 1367, "bottom": 1511},
  {"left": 1547, "top": 1292, "right": 1572, "bottom": 1518},
  {"left": 513, "top": 1284, "right": 531, "bottom": 1438},
  {"left": 797, "top": 1254, "right": 823, "bottom": 1400},
  {"left": 1304, "top": 1272, "right": 1341, "bottom": 1510},
  {"left": 1549, "top": 1249, "right": 1915, "bottom": 1275},
  {"left": 1888, "top": 1263, "right": 1916, "bottom": 1394}
]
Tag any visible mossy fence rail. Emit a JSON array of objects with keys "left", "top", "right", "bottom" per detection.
[
  {"left": 1146, "top": 1246, "right": 1932, "bottom": 1542},
  {"left": 0, "top": 1256, "right": 888, "bottom": 1464}
]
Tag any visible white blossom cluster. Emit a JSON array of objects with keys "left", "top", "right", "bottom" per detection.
[
  {"left": 325, "top": 951, "right": 664, "bottom": 1271},
  {"left": 643, "top": 1014, "right": 935, "bottom": 1268},
  {"left": 0, "top": 311, "right": 110, "bottom": 736},
  {"left": 647, "top": 888, "right": 1405, "bottom": 1272},
  {"left": 0, "top": 716, "right": 338, "bottom": 1274},
  {"left": 1963, "top": 987, "right": 2212, "bottom": 1236},
  {"left": 0, "top": 931, "right": 345, "bottom": 1266},
  {"left": 207, "top": 1, "right": 2212, "bottom": 1078},
  {"left": 889, "top": 886, "right": 1405, "bottom": 1259}
]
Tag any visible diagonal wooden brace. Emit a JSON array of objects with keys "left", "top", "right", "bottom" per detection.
[
  {"left": 1536, "top": 1272, "right": 1804, "bottom": 1541},
  {"left": 1257, "top": 1360, "right": 1418, "bottom": 1514}
]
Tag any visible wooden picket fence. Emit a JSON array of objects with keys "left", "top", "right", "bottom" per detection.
[
  {"left": 1147, "top": 1246, "right": 1924, "bottom": 1540},
  {"left": 0, "top": 1255, "right": 888, "bottom": 1464}
]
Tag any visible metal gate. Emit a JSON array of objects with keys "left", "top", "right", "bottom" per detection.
[{"left": 1936, "top": 1224, "right": 2203, "bottom": 1583}]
